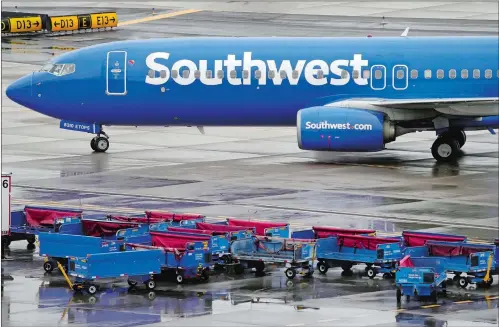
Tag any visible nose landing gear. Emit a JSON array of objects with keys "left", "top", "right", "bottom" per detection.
[
  {"left": 90, "top": 129, "right": 109, "bottom": 153},
  {"left": 431, "top": 129, "right": 465, "bottom": 162}
]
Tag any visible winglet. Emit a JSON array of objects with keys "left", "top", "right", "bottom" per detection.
[
  {"left": 197, "top": 126, "right": 205, "bottom": 134},
  {"left": 401, "top": 27, "right": 410, "bottom": 37}
]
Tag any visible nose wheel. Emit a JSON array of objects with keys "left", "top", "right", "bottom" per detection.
[{"left": 90, "top": 133, "right": 109, "bottom": 153}]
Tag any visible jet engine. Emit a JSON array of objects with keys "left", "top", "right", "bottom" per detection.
[{"left": 296, "top": 107, "right": 397, "bottom": 152}]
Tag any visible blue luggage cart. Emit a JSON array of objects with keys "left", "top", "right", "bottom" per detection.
[
  {"left": 38, "top": 222, "right": 151, "bottom": 273},
  {"left": 395, "top": 255, "right": 448, "bottom": 302},
  {"left": 230, "top": 236, "right": 315, "bottom": 279},
  {"left": 424, "top": 241, "right": 496, "bottom": 288},
  {"left": 127, "top": 238, "right": 212, "bottom": 284},
  {"left": 291, "top": 226, "right": 376, "bottom": 239},
  {"left": 316, "top": 234, "right": 401, "bottom": 278},
  {"left": 3, "top": 206, "right": 82, "bottom": 247},
  {"left": 214, "top": 218, "right": 290, "bottom": 238},
  {"left": 68, "top": 248, "right": 165, "bottom": 294}
]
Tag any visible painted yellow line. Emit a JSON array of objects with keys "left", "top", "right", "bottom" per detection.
[
  {"left": 118, "top": 9, "right": 202, "bottom": 27},
  {"left": 454, "top": 300, "right": 474, "bottom": 304},
  {"left": 420, "top": 304, "right": 440, "bottom": 309},
  {"left": 394, "top": 308, "right": 406, "bottom": 312},
  {"left": 486, "top": 296, "right": 498, "bottom": 300}
]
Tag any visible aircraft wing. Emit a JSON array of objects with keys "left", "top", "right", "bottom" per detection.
[{"left": 370, "top": 97, "right": 499, "bottom": 116}]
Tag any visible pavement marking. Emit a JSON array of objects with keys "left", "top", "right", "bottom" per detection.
[
  {"left": 118, "top": 9, "right": 203, "bottom": 26},
  {"left": 317, "top": 319, "right": 339, "bottom": 323},
  {"left": 454, "top": 300, "right": 474, "bottom": 304},
  {"left": 420, "top": 304, "right": 440, "bottom": 309}
]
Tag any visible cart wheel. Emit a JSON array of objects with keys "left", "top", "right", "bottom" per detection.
[
  {"left": 200, "top": 270, "right": 210, "bottom": 282},
  {"left": 430, "top": 291, "right": 437, "bottom": 303},
  {"left": 87, "top": 285, "right": 97, "bottom": 295},
  {"left": 43, "top": 261, "right": 54, "bottom": 273},
  {"left": 317, "top": 261, "right": 328, "bottom": 274},
  {"left": 255, "top": 261, "right": 265, "bottom": 273},
  {"left": 366, "top": 267, "right": 376, "bottom": 279},
  {"left": 222, "top": 255, "right": 232, "bottom": 264},
  {"left": 88, "top": 296, "right": 97, "bottom": 305},
  {"left": 176, "top": 274, "right": 184, "bottom": 284},
  {"left": 127, "top": 279, "right": 138, "bottom": 287},
  {"left": 145, "top": 279, "right": 156, "bottom": 290},
  {"left": 383, "top": 273, "right": 391, "bottom": 279},
  {"left": 285, "top": 268, "right": 296, "bottom": 280},
  {"left": 2, "top": 238, "right": 11, "bottom": 247},
  {"left": 396, "top": 288, "right": 402, "bottom": 302},
  {"left": 234, "top": 264, "right": 244, "bottom": 275},
  {"left": 485, "top": 277, "right": 493, "bottom": 287},
  {"left": 341, "top": 263, "right": 352, "bottom": 271},
  {"left": 147, "top": 292, "right": 156, "bottom": 301},
  {"left": 458, "top": 276, "right": 468, "bottom": 289},
  {"left": 27, "top": 236, "right": 36, "bottom": 245}
]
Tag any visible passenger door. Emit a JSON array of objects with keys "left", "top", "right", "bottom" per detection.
[{"left": 106, "top": 51, "right": 127, "bottom": 95}]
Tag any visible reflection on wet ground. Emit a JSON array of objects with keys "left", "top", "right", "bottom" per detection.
[{"left": 2, "top": 244, "right": 498, "bottom": 327}]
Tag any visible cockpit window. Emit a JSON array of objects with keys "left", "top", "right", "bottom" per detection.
[{"left": 39, "top": 63, "right": 75, "bottom": 76}]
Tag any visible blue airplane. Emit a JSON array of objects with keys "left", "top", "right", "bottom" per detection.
[{"left": 6, "top": 33, "right": 499, "bottom": 162}]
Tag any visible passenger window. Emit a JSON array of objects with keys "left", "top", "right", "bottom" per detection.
[
  {"left": 317, "top": 70, "right": 324, "bottom": 79},
  {"left": 449, "top": 69, "right": 456, "bottom": 79},
  {"left": 374, "top": 70, "right": 382, "bottom": 80},
  {"left": 255, "top": 70, "right": 261, "bottom": 79},
  {"left": 352, "top": 70, "right": 359, "bottom": 79},
  {"left": 363, "top": 70, "right": 370, "bottom": 79},
  {"left": 485, "top": 69, "right": 492, "bottom": 79},
  {"left": 148, "top": 69, "right": 155, "bottom": 78},
  {"left": 341, "top": 70, "right": 348, "bottom": 79},
  {"left": 206, "top": 70, "right": 212, "bottom": 79},
  {"left": 396, "top": 69, "right": 404, "bottom": 79},
  {"left": 217, "top": 70, "right": 224, "bottom": 79},
  {"left": 292, "top": 70, "right": 299, "bottom": 79},
  {"left": 171, "top": 70, "right": 178, "bottom": 78},
  {"left": 182, "top": 70, "right": 190, "bottom": 78},
  {"left": 229, "top": 70, "right": 237, "bottom": 79},
  {"left": 461, "top": 69, "right": 468, "bottom": 79},
  {"left": 268, "top": 70, "right": 275, "bottom": 79},
  {"left": 159, "top": 70, "right": 167, "bottom": 78},
  {"left": 497, "top": 69, "right": 499, "bottom": 78},
  {"left": 424, "top": 69, "right": 432, "bottom": 79},
  {"left": 473, "top": 69, "right": 480, "bottom": 79},
  {"left": 280, "top": 70, "right": 287, "bottom": 79},
  {"left": 194, "top": 70, "right": 201, "bottom": 79},
  {"left": 243, "top": 70, "right": 249, "bottom": 79},
  {"left": 410, "top": 69, "right": 418, "bottom": 79},
  {"left": 436, "top": 69, "right": 444, "bottom": 79}
]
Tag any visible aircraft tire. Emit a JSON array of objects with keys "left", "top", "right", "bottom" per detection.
[
  {"left": 431, "top": 136, "right": 459, "bottom": 162},
  {"left": 90, "top": 137, "right": 97, "bottom": 151},
  {"left": 94, "top": 137, "right": 109, "bottom": 153}
]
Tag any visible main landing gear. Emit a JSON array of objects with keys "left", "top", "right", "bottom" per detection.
[
  {"left": 90, "top": 130, "right": 110, "bottom": 153},
  {"left": 431, "top": 129, "right": 466, "bottom": 162}
]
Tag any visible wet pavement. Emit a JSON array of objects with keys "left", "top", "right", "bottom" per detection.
[{"left": 2, "top": 1, "right": 499, "bottom": 326}]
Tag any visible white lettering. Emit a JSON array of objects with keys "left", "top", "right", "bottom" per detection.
[
  {"left": 305, "top": 121, "right": 373, "bottom": 131},
  {"left": 144, "top": 52, "right": 372, "bottom": 87},
  {"left": 145, "top": 52, "right": 170, "bottom": 85}
]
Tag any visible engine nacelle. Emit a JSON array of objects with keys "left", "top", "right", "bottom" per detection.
[{"left": 297, "top": 107, "right": 396, "bottom": 152}]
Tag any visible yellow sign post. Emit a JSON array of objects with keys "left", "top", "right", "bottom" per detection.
[
  {"left": 50, "top": 16, "right": 79, "bottom": 32},
  {"left": 90, "top": 12, "right": 118, "bottom": 28},
  {"left": 7, "top": 16, "right": 42, "bottom": 33}
]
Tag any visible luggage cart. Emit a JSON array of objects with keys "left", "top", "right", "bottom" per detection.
[
  {"left": 68, "top": 248, "right": 164, "bottom": 294},
  {"left": 143, "top": 211, "right": 205, "bottom": 227},
  {"left": 395, "top": 255, "right": 448, "bottom": 302},
  {"left": 291, "top": 226, "right": 376, "bottom": 240},
  {"left": 315, "top": 234, "right": 401, "bottom": 278},
  {"left": 424, "top": 241, "right": 496, "bottom": 288},
  {"left": 230, "top": 235, "right": 315, "bottom": 279},
  {"left": 3, "top": 206, "right": 82, "bottom": 247},
  {"left": 38, "top": 221, "right": 151, "bottom": 272},
  {"left": 129, "top": 234, "right": 212, "bottom": 284},
  {"left": 214, "top": 218, "right": 290, "bottom": 238}
]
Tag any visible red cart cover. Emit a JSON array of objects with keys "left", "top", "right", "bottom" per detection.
[
  {"left": 167, "top": 226, "right": 226, "bottom": 236},
  {"left": 402, "top": 232, "right": 466, "bottom": 247},
  {"left": 25, "top": 207, "right": 81, "bottom": 227},
  {"left": 109, "top": 215, "right": 165, "bottom": 224},
  {"left": 337, "top": 234, "right": 400, "bottom": 250},
  {"left": 145, "top": 211, "right": 205, "bottom": 222},
  {"left": 150, "top": 231, "right": 210, "bottom": 249},
  {"left": 428, "top": 243, "right": 495, "bottom": 257},
  {"left": 196, "top": 222, "right": 251, "bottom": 232},
  {"left": 399, "top": 255, "right": 415, "bottom": 268},
  {"left": 227, "top": 218, "right": 287, "bottom": 235},
  {"left": 82, "top": 220, "right": 139, "bottom": 237},
  {"left": 312, "top": 226, "right": 376, "bottom": 238}
]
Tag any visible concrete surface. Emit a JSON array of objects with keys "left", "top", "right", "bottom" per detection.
[{"left": 2, "top": 1, "right": 499, "bottom": 327}]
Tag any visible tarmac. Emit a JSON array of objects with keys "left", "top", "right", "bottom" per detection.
[{"left": 1, "top": 1, "right": 499, "bottom": 326}]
